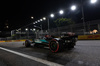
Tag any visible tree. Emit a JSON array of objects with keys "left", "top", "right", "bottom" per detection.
[{"left": 54, "top": 17, "right": 75, "bottom": 27}]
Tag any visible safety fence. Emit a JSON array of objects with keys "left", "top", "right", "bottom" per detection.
[
  {"left": 0, "top": 20, "right": 100, "bottom": 41},
  {"left": 8, "top": 19, "right": 100, "bottom": 39}
]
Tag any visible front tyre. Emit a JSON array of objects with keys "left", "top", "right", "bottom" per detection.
[
  {"left": 49, "top": 39, "right": 63, "bottom": 52},
  {"left": 25, "top": 40, "right": 31, "bottom": 47}
]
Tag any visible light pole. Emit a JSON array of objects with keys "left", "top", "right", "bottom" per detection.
[
  {"left": 71, "top": 0, "right": 97, "bottom": 35},
  {"left": 71, "top": 5, "right": 77, "bottom": 33},
  {"left": 40, "top": 25, "right": 42, "bottom": 30},
  {"left": 11, "top": 30, "right": 14, "bottom": 37},
  {"left": 32, "top": 28, "right": 37, "bottom": 38},
  {"left": 71, "top": 4, "right": 85, "bottom": 34},
  {"left": 18, "top": 28, "right": 21, "bottom": 39},
  {"left": 42, "top": 17, "right": 46, "bottom": 30},
  {"left": 58, "top": 10, "right": 64, "bottom": 35},
  {"left": 48, "top": 18, "right": 49, "bottom": 32},
  {"left": 47, "top": 13, "right": 54, "bottom": 34},
  {"left": 81, "top": 0, "right": 86, "bottom": 35},
  {"left": 81, "top": 0, "right": 98, "bottom": 34},
  {"left": 25, "top": 28, "right": 29, "bottom": 39}
]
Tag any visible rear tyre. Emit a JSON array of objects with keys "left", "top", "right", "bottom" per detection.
[
  {"left": 25, "top": 40, "right": 31, "bottom": 47},
  {"left": 49, "top": 39, "right": 63, "bottom": 52}
]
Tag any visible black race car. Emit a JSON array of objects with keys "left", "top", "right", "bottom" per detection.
[{"left": 24, "top": 33, "right": 78, "bottom": 52}]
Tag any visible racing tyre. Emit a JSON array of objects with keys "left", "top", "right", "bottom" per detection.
[
  {"left": 49, "top": 39, "right": 63, "bottom": 52},
  {"left": 25, "top": 40, "right": 31, "bottom": 47}
]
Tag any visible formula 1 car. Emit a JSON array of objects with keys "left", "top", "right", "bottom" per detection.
[{"left": 24, "top": 33, "right": 78, "bottom": 52}]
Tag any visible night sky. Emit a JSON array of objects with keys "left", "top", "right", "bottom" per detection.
[{"left": 0, "top": 0, "right": 100, "bottom": 31}]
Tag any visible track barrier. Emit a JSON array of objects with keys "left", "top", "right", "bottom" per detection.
[
  {"left": 0, "top": 40, "right": 26, "bottom": 42},
  {"left": 78, "top": 34, "right": 100, "bottom": 40}
]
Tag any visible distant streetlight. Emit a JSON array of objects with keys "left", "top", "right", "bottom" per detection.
[
  {"left": 33, "top": 22, "right": 35, "bottom": 24},
  {"left": 31, "top": 16, "right": 34, "bottom": 19},
  {"left": 90, "top": 0, "right": 97, "bottom": 4},
  {"left": 30, "top": 29, "right": 32, "bottom": 31},
  {"left": 33, "top": 28, "right": 36, "bottom": 31},
  {"left": 35, "top": 21, "right": 37, "bottom": 23},
  {"left": 50, "top": 14, "right": 54, "bottom": 18},
  {"left": 6, "top": 26, "right": 9, "bottom": 28},
  {"left": 59, "top": 10, "right": 64, "bottom": 14},
  {"left": 71, "top": 5, "right": 76, "bottom": 11},
  {"left": 25, "top": 28, "right": 28, "bottom": 31},
  {"left": 38, "top": 20, "right": 40, "bottom": 22},
  {"left": 43, "top": 17, "right": 46, "bottom": 20},
  {"left": 40, "top": 19, "right": 43, "bottom": 21}
]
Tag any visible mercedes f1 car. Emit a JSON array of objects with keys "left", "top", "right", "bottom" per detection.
[{"left": 24, "top": 33, "right": 78, "bottom": 52}]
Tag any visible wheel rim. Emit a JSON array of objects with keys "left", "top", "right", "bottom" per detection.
[
  {"left": 25, "top": 40, "right": 30, "bottom": 47},
  {"left": 25, "top": 41, "right": 27, "bottom": 45},
  {"left": 50, "top": 41, "right": 57, "bottom": 51}
]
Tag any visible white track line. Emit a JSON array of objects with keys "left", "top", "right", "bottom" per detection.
[{"left": 0, "top": 47, "right": 63, "bottom": 66}]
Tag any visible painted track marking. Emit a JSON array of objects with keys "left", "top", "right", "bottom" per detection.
[{"left": 0, "top": 47, "right": 63, "bottom": 66}]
